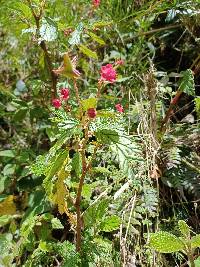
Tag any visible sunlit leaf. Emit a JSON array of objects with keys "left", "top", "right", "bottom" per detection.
[
  {"left": 149, "top": 231, "right": 185, "bottom": 253},
  {"left": 79, "top": 44, "right": 98, "bottom": 59}
]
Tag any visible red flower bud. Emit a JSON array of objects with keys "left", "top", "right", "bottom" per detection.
[
  {"left": 61, "top": 88, "right": 70, "bottom": 100},
  {"left": 87, "top": 108, "right": 97, "bottom": 118},
  {"left": 52, "top": 98, "right": 61, "bottom": 109},
  {"left": 115, "top": 103, "right": 124, "bottom": 113},
  {"left": 92, "top": 0, "right": 100, "bottom": 8}
]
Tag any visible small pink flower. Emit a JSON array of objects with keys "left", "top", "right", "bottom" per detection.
[
  {"left": 100, "top": 64, "right": 117, "bottom": 83},
  {"left": 61, "top": 88, "right": 70, "bottom": 100},
  {"left": 52, "top": 98, "right": 61, "bottom": 109},
  {"left": 116, "top": 59, "right": 125, "bottom": 66},
  {"left": 115, "top": 103, "right": 124, "bottom": 113},
  {"left": 87, "top": 108, "right": 97, "bottom": 118},
  {"left": 92, "top": 0, "right": 100, "bottom": 8}
]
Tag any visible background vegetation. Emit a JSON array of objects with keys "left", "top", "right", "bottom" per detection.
[{"left": 0, "top": 0, "right": 200, "bottom": 266}]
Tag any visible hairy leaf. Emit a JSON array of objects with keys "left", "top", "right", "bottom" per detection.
[
  {"left": 96, "top": 129, "right": 119, "bottom": 144},
  {"left": 191, "top": 234, "right": 200, "bottom": 248},
  {"left": 100, "top": 215, "right": 121, "bottom": 232},
  {"left": 178, "top": 69, "right": 195, "bottom": 96},
  {"left": 149, "top": 231, "right": 185, "bottom": 253},
  {"left": 178, "top": 220, "right": 190, "bottom": 237}
]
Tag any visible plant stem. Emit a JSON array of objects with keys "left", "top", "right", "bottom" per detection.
[
  {"left": 75, "top": 148, "right": 87, "bottom": 252},
  {"left": 27, "top": 0, "right": 57, "bottom": 100},
  {"left": 187, "top": 252, "right": 195, "bottom": 267}
]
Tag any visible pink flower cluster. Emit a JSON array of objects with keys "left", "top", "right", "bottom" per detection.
[
  {"left": 52, "top": 88, "right": 70, "bottom": 109},
  {"left": 100, "top": 64, "right": 117, "bottom": 83}
]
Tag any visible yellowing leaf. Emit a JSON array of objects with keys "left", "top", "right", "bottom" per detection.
[
  {"left": 52, "top": 158, "right": 69, "bottom": 215},
  {"left": 53, "top": 53, "right": 81, "bottom": 79},
  {"left": 0, "top": 196, "right": 16, "bottom": 216},
  {"left": 81, "top": 98, "right": 97, "bottom": 111},
  {"left": 52, "top": 158, "right": 76, "bottom": 226}
]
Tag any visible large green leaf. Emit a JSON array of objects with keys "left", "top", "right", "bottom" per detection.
[
  {"left": 149, "top": 231, "right": 185, "bottom": 253},
  {"left": 39, "top": 18, "right": 57, "bottom": 42},
  {"left": 96, "top": 129, "right": 119, "bottom": 144},
  {"left": 0, "top": 150, "right": 15, "bottom": 158},
  {"left": 68, "top": 23, "right": 84, "bottom": 46},
  {"left": 84, "top": 198, "right": 110, "bottom": 228},
  {"left": 191, "top": 234, "right": 200, "bottom": 248},
  {"left": 178, "top": 69, "right": 195, "bottom": 96},
  {"left": 51, "top": 218, "right": 64, "bottom": 229},
  {"left": 43, "top": 150, "right": 68, "bottom": 197},
  {"left": 100, "top": 215, "right": 121, "bottom": 232}
]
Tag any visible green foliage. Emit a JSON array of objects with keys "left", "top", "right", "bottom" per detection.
[
  {"left": 79, "top": 44, "right": 98, "bottom": 60},
  {"left": 1, "top": 0, "right": 200, "bottom": 266},
  {"left": 178, "top": 220, "right": 190, "bottom": 238},
  {"left": 191, "top": 235, "right": 200, "bottom": 248},
  {"left": 149, "top": 231, "right": 185, "bottom": 253},
  {"left": 96, "top": 129, "right": 119, "bottom": 144},
  {"left": 100, "top": 215, "right": 121, "bottom": 232},
  {"left": 178, "top": 69, "right": 195, "bottom": 96}
]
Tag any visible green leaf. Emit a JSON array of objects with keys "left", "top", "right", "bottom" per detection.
[
  {"left": 3, "top": 164, "right": 16, "bottom": 176},
  {"left": 84, "top": 198, "right": 110, "bottom": 228},
  {"left": 43, "top": 150, "right": 68, "bottom": 197},
  {"left": 20, "top": 215, "right": 37, "bottom": 239},
  {"left": 38, "top": 241, "right": 49, "bottom": 252},
  {"left": 69, "top": 23, "right": 84, "bottom": 46},
  {"left": 79, "top": 44, "right": 98, "bottom": 59},
  {"left": 81, "top": 97, "right": 97, "bottom": 111},
  {"left": 149, "top": 231, "right": 185, "bottom": 253},
  {"left": 13, "top": 107, "right": 28, "bottom": 121},
  {"left": 12, "top": 2, "right": 32, "bottom": 19},
  {"left": 82, "top": 184, "right": 92, "bottom": 201},
  {"left": 195, "top": 97, "right": 200, "bottom": 118},
  {"left": 178, "top": 220, "right": 190, "bottom": 237},
  {"left": 57, "top": 118, "right": 79, "bottom": 130},
  {"left": 71, "top": 152, "right": 82, "bottom": 177},
  {"left": 51, "top": 218, "right": 64, "bottom": 229},
  {"left": 88, "top": 31, "right": 105, "bottom": 45},
  {"left": 96, "top": 129, "right": 119, "bottom": 144},
  {"left": 0, "top": 215, "right": 12, "bottom": 227},
  {"left": 92, "top": 21, "right": 112, "bottom": 29},
  {"left": 39, "top": 18, "right": 57, "bottom": 42},
  {"left": 100, "top": 215, "right": 121, "bottom": 232},
  {"left": 178, "top": 69, "right": 195, "bottom": 96},
  {"left": 0, "top": 150, "right": 15, "bottom": 158},
  {"left": 0, "top": 233, "right": 13, "bottom": 256},
  {"left": 191, "top": 234, "right": 200, "bottom": 248},
  {"left": 194, "top": 256, "right": 200, "bottom": 267}
]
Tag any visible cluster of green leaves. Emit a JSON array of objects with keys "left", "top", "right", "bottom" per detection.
[{"left": 1, "top": 0, "right": 200, "bottom": 266}]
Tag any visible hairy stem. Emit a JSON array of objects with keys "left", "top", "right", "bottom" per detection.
[{"left": 75, "top": 149, "right": 87, "bottom": 252}]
